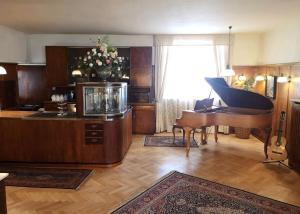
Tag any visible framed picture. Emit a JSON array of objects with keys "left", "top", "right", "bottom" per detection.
[{"left": 265, "top": 76, "right": 277, "bottom": 99}]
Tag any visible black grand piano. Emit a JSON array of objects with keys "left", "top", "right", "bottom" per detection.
[{"left": 175, "top": 77, "right": 274, "bottom": 157}]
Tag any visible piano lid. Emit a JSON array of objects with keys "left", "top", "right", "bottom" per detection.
[{"left": 205, "top": 77, "right": 273, "bottom": 110}]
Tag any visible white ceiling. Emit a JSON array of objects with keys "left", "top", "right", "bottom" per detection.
[{"left": 0, "top": 0, "right": 300, "bottom": 34}]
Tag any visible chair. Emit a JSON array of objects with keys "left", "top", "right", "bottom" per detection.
[{"left": 172, "top": 98, "right": 214, "bottom": 144}]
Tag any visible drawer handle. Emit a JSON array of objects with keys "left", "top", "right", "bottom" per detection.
[
  {"left": 91, "top": 139, "right": 98, "bottom": 143},
  {"left": 91, "top": 125, "right": 97, "bottom": 128},
  {"left": 91, "top": 132, "right": 97, "bottom": 136}
]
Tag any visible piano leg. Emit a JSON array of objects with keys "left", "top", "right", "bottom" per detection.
[
  {"left": 201, "top": 127, "right": 207, "bottom": 145},
  {"left": 214, "top": 125, "right": 219, "bottom": 143},
  {"left": 264, "top": 128, "right": 272, "bottom": 159},
  {"left": 183, "top": 127, "right": 193, "bottom": 157}
]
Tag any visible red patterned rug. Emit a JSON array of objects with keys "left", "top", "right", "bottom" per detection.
[
  {"left": 144, "top": 136, "right": 198, "bottom": 147},
  {"left": 111, "top": 171, "right": 300, "bottom": 214},
  {"left": 0, "top": 166, "right": 93, "bottom": 190}
]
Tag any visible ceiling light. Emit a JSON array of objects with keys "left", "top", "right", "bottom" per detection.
[{"left": 0, "top": 66, "right": 7, "bottom": 75}]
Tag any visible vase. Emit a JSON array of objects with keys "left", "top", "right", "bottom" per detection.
[{"left": 96, "top": 67, "right": 112, "bottom": 81}]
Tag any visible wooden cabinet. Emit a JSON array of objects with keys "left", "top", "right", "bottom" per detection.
[
  {"left": 17, "top": 65, "right": 47, "bottom": 105},
  {"left": 132, "top": 104, "right": 155, "bottom": 134},
  {"left": 45, "top": 46, "right": 68, "bottom": 96}
]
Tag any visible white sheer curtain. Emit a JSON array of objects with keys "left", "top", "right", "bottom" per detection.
[{"left": 155, "top": 35, "right": 230, "bottom": 133}]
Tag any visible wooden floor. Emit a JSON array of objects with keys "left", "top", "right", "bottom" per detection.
[{"left": 5, "top": 133, "right": 300, "bottom": 213}]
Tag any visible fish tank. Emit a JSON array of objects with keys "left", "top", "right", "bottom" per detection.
[{"left": 81, "top": 82, "right": 127, "bottom": 116}]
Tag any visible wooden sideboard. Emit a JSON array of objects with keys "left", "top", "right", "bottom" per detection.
[{"left": 0, "top": 110, "right": 132, "bottom": 164}]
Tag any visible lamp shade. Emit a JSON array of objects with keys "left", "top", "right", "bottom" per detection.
[
  {"left": 238, "top": 74, "right": 246, "bottom": 81},
  {"left": 277, "top": 76, "right": 288, "bottom": 83},
  {"left": 72, "top": 69, "right": 82, "bottom": 76},
  {"left": 0, "top": 66, "right": 7, "bottom": 75},
  {"left": 255, "top": 75, "right": 265, "bottom": 81},
  {"left": 221, "top": 68, "right": 235, "bottom": 77}
]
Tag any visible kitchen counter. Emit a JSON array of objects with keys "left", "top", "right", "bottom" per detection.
[{"left": 0, "top": 110, "right": 132, "bottom": 164}]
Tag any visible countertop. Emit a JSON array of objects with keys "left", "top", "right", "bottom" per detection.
[
  {"left": 0, "top": 111, "right": 36, "bottom": 118},
  {"left": 0, "top": 173, "right": 8, "bottom": 181},
  {"left": 0, "top": 110, "right": 127, "bottom": 121}
]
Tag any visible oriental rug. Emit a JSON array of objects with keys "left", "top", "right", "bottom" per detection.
[
  {"left": 144, "top": 136, "right": 198, "bottom": 148},
  {"left": 0, "top": 166, "right": 93, "bottom": 190},
  {"left": 111, "top": 171, "right": 300, "bottom": 214}
]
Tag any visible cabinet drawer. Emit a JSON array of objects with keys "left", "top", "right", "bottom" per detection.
[
  {"left": 85, "top": 137, "right": 103, "bottom": 144},
  {"left": 85, "top": 130, "right": 103, "bottom": 137},
  {"left": 85, "top": 123, "right": 103, "bottom": 130}
]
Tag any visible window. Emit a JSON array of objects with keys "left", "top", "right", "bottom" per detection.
[{"left": 162, "top": 42, "right": 226, "bottom": 100}]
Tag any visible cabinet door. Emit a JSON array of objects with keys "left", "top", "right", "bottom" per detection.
[
  {"left": 45, "top": 47, "right": 68, "bottom": 95},
  {"left": 130, "top": 47, "right": 152, "bottom": 87},
  {"left": 132, "top": 105, "right": 155, "bottom": 134}
]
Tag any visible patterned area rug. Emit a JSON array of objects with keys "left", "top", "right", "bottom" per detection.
[
  {"left": 144, "top": 136, "right": 198, "bottom": 147},
  {"left": 0, "top": 166, "right": 93, "bottom": 190},
  {"left": 111, "top": 171, "right": 300, "bottom": 214}
]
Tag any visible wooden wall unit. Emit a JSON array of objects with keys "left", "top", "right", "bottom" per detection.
[
  {"left": 45, "top": 46, "right": 68, "bottom": 97},
  {"left": 130, "top": 47, "right": 152, "bottom": 87},
  {"left": 233, "top": 63, "right": 300, "bottom": 145},
  {"left": 17, "top": 65, "right": 47, "bottom": 105}
]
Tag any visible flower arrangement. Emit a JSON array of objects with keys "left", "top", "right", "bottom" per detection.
[{"left": 74, "top": 36, "right": 129, "bottom": 80}]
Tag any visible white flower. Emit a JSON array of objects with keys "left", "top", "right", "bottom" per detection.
[
  {"left": 89, "top": 63, "right": 93, "bottom": 67},
  {"left": 110, "top": 52, "right": 116, "bottom": 59},
  {"left": 79, "top": 56, "right": 82, "bottom": 60},
  {"left": 97, "top": 61, "right": 102, "bottom": 66},
  {"left": 87, "top": 51, "right": 90, "bottom": 55},
  {"left": 83, "top": 58, "right": 87, "bottom": 61},
  {"left": 117, "top": 67, "right": 121, "bottom": 71},
  {"left": 98, "top": 53, "right": 102, "bottom": 57},
  {"left": 114, "top": 60, "right": 118, "bottom": 64},
  {"left": 92, "top": 48, "right": 96, "bottom": 53},
  {"left": 88, "top": 56, "right": 91, "bottom": 59}
]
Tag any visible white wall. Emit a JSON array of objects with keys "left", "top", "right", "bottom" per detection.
[
  {"left": 261, "top": 19, "right": 300, "bottom": 64},
  {"left": 28, "top": 34, "right": 154, "bottom": 63},
  {"left": 0, "top": 25, "right": 28, "bottom": 63},
  {"left": 232, "top": 33, "right": 262, "bottom": 66}
]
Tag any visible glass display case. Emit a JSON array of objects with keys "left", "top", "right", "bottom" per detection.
[{"left": 82, "top": 82, "right": 127, "bottom": 116}]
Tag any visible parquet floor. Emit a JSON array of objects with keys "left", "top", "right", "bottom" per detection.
[{"left": 5, "top": 133, "right": 300, "bottom": 213}]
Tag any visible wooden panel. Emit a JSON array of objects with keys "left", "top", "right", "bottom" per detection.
[
  {"left": 132, "top": 104, "right": 155, "bottom": 134},
  {"left": 130, "top": 47, "right": 152, "bottom": 87},
  {"left": 17, "top": 65, "right": 47, "bottom": 105},
  {"left": 0, "top": 63, "right": 17, "bottom": 81},
  {"left": 0, "top": 180, "right": 6, "bottom": 214},
  {"left": 0, "top": 63, "right": 17, "bottom": 109},
  {"left": 45, "top": 46, "right": 68, "bottom": 96}
]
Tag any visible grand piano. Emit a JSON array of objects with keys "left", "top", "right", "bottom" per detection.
[{"left": 175, "top": 77, "right": 274, "bottom": 158}]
